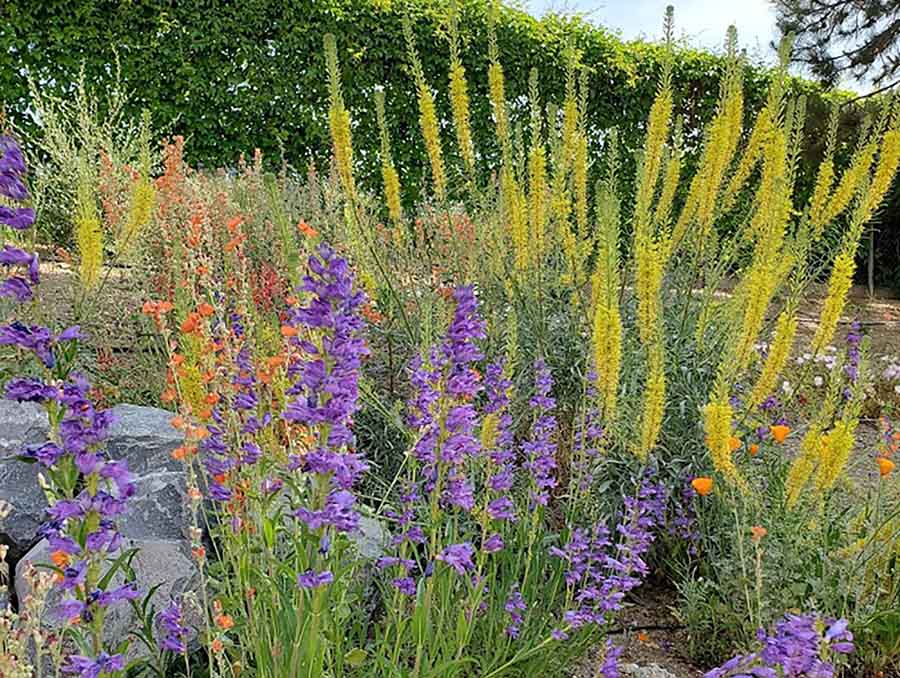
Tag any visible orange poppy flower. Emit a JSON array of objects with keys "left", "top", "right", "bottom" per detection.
[
  {"left": 749, "top": 443, "right": 760, "bottom": 456},
  {"left": 729, "top": 436, "right": 742, "bottom": 452},
  {"left": 770, "top": 425, "right": 791, "bottom": 444},
  {"left": 877, "top": 457, "right": 895, "bottom": 477},
  {"left": 691, "top": 477, "right": 714, "bottom": 496}
]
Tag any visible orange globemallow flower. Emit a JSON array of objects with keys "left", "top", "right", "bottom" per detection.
[
  {"left": 281, "top": 325, "right": 298, "bottom": 338},
  {"left": 197, "top": 302, "right": 215, "bottom": 318},
  {"left": 211, "top": 639, "right": 224, "bottom": 653},
  {"left": 50, "top": 550, "right": 71, "bottom": 568},
  {"left": 691, "top": 477, "right": 714, "bottom": 496},
  {"left": 729, "top": 436, "right": 742, "bottom": 452},
  {"left": 877, "top": 457, "right": 895, "bottom": 477},
  {"left": 298, "top": 220, "right": 319, "bottom": 238},
  {"left": 750, "top": 526, "right": 768, "bottom": 542},
  {"left": 215, "top": 613, "right": 235, "bottom": 630},
  {"left": 770, "top": 425, "right": 791, "bottom": 444}
]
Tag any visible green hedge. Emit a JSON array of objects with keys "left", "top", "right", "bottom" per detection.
[{"left": 1, "top": 0, "right": 897, "bottom": 288}]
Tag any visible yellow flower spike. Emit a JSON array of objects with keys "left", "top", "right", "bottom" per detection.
[
  {"left": 785, "top": 427, "right": 823, "bottom": 508},
  {"left": 747, "top": 310, "right": 798, "bottom": 411},
  {"left": 404, "top": 20, "right": 446, "bottom": 202},
  {"left": 703, "top": 398, "right": 748, "bottom": 493},
  {"left": 814, "top": 420, "right": 856, "bottom": 493},
  {"left": 374, "top": 90, "right": 403, "bottom": 225},
  {"left": 75, "top": 154, "right": 103, "bottom": 291},
  {"left": 811, "top": 249, "right": 855, "bottom": 354},
  {"left": 447, "top": 2, "right": 475, "bottom": 175},
  {"left": 324, "top": 34, "right": 356, "bottom": 200}
]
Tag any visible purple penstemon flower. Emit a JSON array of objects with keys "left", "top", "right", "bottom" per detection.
[
  {"left": 157, "top": 599, "right": 192, "bottom": 654},
  {"left": 504, "top": 585, "right": 527, "bottom": 638},
  {"left": 706, "top": 614, "right": 854, "bottom": 678},
  {"left": 436, "top": 542, "right": 475, "bottom": 576},
  {"left": 61, "top": 652, "right": 125, "bottom": 678},
  {"left": 572, "top": 370, "right": 605, "bottom": 495},
  {"left": 551, "top": 471, "right": 667, "bottom": 636},
  {"left": 297, "top": 569, "right": 335, "bottom": 590},
  {"left": 522, "top": 359, "right": 558, "bottom": 508}
]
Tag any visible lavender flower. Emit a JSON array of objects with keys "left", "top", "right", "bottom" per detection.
[
  {"left": 157, "top": 600, "right": 192, "bottom": 654},
  {"left": 297, "top": 569, "right": 335, "bottom": 590}
]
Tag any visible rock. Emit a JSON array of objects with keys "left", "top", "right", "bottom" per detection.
[
  {"left": 106, "top": 404, "right": 183, "bottom": 474},
  {"left": 351, "top": 515, "right": 389, "bottom": 560},
  {"left": 16, "top": 538, "right": 198, "bottom": 661},
  {"left": 620, "top": 663, "right": 679, "bottom": 678},
  {"left": 121, "top": 472, "right": 190, "bottom": 542},
  {"left": 0, "top": 401, "right": 50, "bottom": 559}
]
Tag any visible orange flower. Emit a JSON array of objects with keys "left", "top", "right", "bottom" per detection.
[
  {"left": 750, "top": 526, "right": 767, "bottom": 542},
  {"left": 171, "top": 445, "right": 194, "bottom": 461},
  {"left": 180, "top": 312, "right": 201, "bottom": 334},
  {"left": 749, "top": 443, "right": 760, "bottom": 456},
  {"left": 192, "top": 546, "right": 206, "bottom": 562},
  {"left": 215, "top": 613, "right": 235, "bottom": 630},
  {"left": 877, "top": 457, "right": 895, "bottom": 477},
  {"left": 729, "top": 436, "right": 742, "bottom": 452},
  {"left": 770, "top": 425, "right": 791, "bottom": 444},
  {"left": 226, "top": 216, "right": 243, "bottom": 233},
  {"left": 211, "top": 638, "right": 224, "bottom": 653},
  {"left": 50, "top": 550, "right": 71, "bottom": 568},
  {"left": 205, "top": 393, "right": 220, "bottom": 405},
  {"left": 281, "top": 325, "right": 298, "bottom": 337},
  {"left": 160, "top": 388, "right": 177, "bottom": 403},
  {"left": 197, "top": 302, "right": 215, "bottom": 318},
  {"left": 297, "top": 220, "right": 319, "bottom": 238},
  {"left": 691, "top": 477, "right": 714, "bottom": 496}
]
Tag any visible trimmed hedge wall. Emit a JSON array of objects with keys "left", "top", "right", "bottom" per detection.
[{"left": 1, "top": 0, "right": 897, "bottom": 288}]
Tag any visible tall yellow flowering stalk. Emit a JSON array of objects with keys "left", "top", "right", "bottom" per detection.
[
  {"left": 487, "top": 1, "right": 510, "bottom": 161},
  {"left": 703, "top": 396, "right": 749, "bottom": 493},
  {"left": 447, "top": 1, "right": 475, "bottom": 177},
  {"left": 632, "top": 8, "right": 675, "bottom": 459},
  {"left": 75, "top": 153, "right": 103, "bottom": 291},
  {"left": 119, "top": 110, "right": 155, "bottom": 254},
  {"left": 374, "top": 90, "right": 403, "bottom": 226},
  {"left": 404, "top": 19, "right": 446, "bottom": 202},
  {"left": 527, "top": 69, "right": 548, "bottom": 268},
  {"left": 812, "top": 124, "right": 900, "bottom": 353},
  {"left": 672, "top": 26, "right": 743, "bottom": 252},
  {"left": 746, "top": 307, "right": 798, "bottom": 411},
  {"left": 324, "top": 34, "right": 356, "bottom": 201},
  {"left": 592, "top": 139, "right": 623, "bottom": 421}
]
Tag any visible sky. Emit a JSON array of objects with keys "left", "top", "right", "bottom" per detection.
[{"left": 520, "top": 0, "right": 782, "bottom": 63}]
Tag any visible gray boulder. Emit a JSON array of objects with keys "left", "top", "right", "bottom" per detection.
[
  {"left": 16, "top": 537, "right": 198, "bottom": 661},
  {"left": 107, "top": 404, "right": 183, "bottom": 474},
  {"left": 0, "top": 401, "right": 49, "bottom": 558},
  {"left": 121, "top": 471, "right": 190, "bottom": 542}
]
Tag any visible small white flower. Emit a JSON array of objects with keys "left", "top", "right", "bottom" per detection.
[
  {"left": 813, "top": 376, "right": 824, "bottom": 387},
  {"left": 782, "top": 380, "right": 793, "bottom": 395},
  {"left": 895, "top": 384, "right": 900, "bottom": 395}
]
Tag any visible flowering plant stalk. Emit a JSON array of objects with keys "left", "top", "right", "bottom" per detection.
[{"left": 2, "top": 134, "right": 152, "bottom": 676}]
